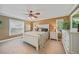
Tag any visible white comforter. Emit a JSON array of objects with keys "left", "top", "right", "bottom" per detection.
[{"left": 22, "top": 31, "right": 49, "bottom": 50}]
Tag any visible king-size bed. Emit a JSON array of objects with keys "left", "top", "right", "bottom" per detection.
[
  {"left": 23, "top": 24, "right": 49, "bottom": 50},
  {"left": 22, "top": 31, "right": 49, "bottom": 51}
]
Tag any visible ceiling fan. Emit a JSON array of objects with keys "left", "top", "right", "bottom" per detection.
[{"left": 25, "top": 9, "right": 40, "bottom": 19}]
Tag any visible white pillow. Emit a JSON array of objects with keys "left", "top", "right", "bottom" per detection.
[{"left": 39, "top": 28, "right": 41, "bottom": 31}]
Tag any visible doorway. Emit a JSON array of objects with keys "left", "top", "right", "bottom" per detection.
[{"left": 56, "top": 19, "right": 64, "bottom": 41}]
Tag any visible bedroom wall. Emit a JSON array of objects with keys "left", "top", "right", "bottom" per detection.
[
  {"left": 33, "top": 18, "right": 56, "bottom": 32},
  {"left": 0, "top": 15, "right": 24, "bottom": 40},
  {"left": 0, "top": 15, "right": 70, "bottom": 40},
  {"left": 0, "top": 15, "right": 9, "bottom": 40},
  {"left": 33, "top": 16, "right": 70, "bottom": 32},
  {"left": 24, "top": 21, "right": 33, "bottom": 31}
]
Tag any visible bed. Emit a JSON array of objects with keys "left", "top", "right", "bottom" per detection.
[
  {"left": 22, "top": 24, "right": 49, "bottom": 51},
  {"left": 22, "top": 31, "right": 49, "bottom": 50}
]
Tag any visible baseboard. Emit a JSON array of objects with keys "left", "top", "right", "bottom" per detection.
[
  {"left": 0, "top": 38, "right": 12, "bottom": 43},
  {"left": 0, "top": 36, "right": 22, "bottom": 43},
  {"left": 51, "top": 39, "right": 61, "bottom": 41},
  {"left": 51, "top": 39, "right": 57, "bottom": 40}
]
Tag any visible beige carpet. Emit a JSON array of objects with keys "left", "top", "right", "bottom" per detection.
[
  {"left": 0, "top": 39, "right": 37, "bottom": 54},
  {"left": 0, "top": 39, "right": 65, "bottom": 54}
]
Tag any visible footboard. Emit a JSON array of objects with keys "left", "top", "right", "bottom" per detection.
[{"left": 22, "top": 34, "right": 39, "bottom": 51}]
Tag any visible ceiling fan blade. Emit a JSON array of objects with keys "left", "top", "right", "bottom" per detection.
[
  {"left": 35, "top": 13, "right": 40, "bottom": 15},
  {"left": 33, "top": 15, "right": 38, "bottom": 18},
  {"left": 26, "top": 9, "right": 29, "bottom": 13},
  {"left": 26, "top": 9, "right": 33, "bottom": 14}
]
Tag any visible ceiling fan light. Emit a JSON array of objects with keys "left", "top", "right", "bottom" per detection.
[{"left": 30, "top": 10, "right": 33, "bottom": 13}]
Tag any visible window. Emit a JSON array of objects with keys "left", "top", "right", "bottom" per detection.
[{"left": 9, "top": 18, "right": 24, "bottom": 36}]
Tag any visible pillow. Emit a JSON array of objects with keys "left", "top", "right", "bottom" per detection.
[
  {"left": 39, "top": 28, "right": 41, "bottom": 31},
  {"left": 41, "top": 28, "right": 48, "bottom": 32}
]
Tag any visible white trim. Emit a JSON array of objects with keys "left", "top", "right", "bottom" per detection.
[
  {"left": 0, "top": 36, "right": 23, "bottom": 43},
  {"left": 70, "top": 8, "right": 79, "bottom": 32},
  {"left": 68, "top": 5, "right": 78, "bottom": 15}
]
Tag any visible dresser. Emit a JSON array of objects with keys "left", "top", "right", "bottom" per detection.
[{"left": 50, "top": 32, "right": 58, "bottom": 40}]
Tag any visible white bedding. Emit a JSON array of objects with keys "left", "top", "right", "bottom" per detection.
[{"left": 22, "top": 31, "right": 49, "bottom": 50}]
